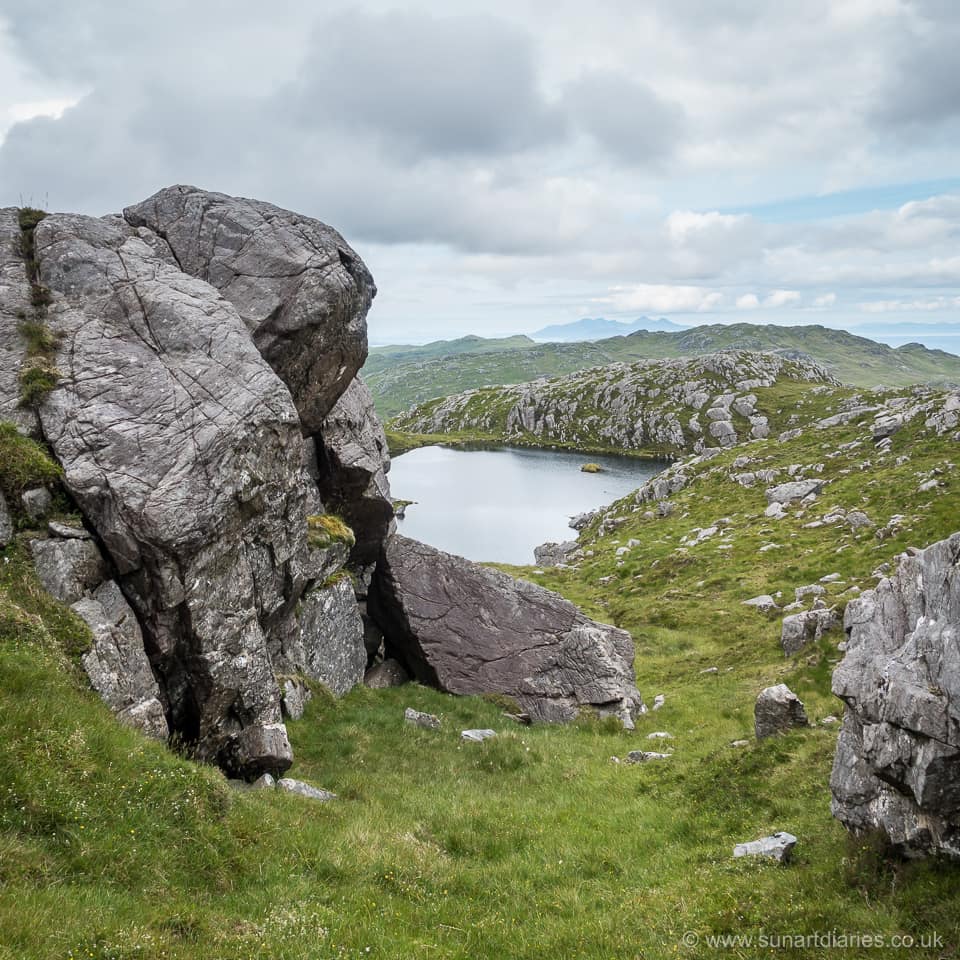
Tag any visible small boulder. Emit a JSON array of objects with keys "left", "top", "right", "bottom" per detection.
[
  {"left": 733, "top": 832, "right": 797, "bottom": 863},
  {"left": 742, "top": 595, "right": 781, "bottom": 616},
  {"left": 781, "top": 608, "right": 839, "bottom": 655},
  {"left": 48, "top": 520, "right": 90, "bottom": 540},
  {"left": 404, "top": 707, "right": 441, "bottom": 730},
  {"left": 252, "top": 773, "right": 276, "bottom": 790},
  {"left": 277, "top": 778, "right": 337, "bottom": 802},
  {"left": 652, "top": 694, "right": 666, "bottom": 711},
  {"left": 755, "top": 684, "right": 809, "bottom": 738},
  {"left": 364, "top": 659, "right": 410, "bottom": 689},
  {"left": 765, "top": 480, "right": 824, "bottom": 505},
  {"left": 461, "top": 729, "right": 497, "bottom": 742}
]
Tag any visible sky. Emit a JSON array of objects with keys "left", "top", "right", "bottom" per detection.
[{"left": 1, "top": 0, "right": 959, "bottom": 350}]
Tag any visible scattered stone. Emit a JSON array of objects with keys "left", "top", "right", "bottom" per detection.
[
  {"left": 364, "top": 659, "right": 410, "bottom": 689},
  {"left": 646, "top": 731, "right": 673, "bottom": 740},
  {"left": 820, "top": 716, "right": 838, "bottom": 725},
  {"left": 47, "top": 520, "right": 90, "bottom": 540},
  {"left": 461, "top": 729, "right": 497, "bottom": 742},
  {"left": 765, "top": 480, "right": 824, "bottom": 505},
  {"left": 625, "top": 751, "right": 672, "bottom": 763},
  {"left": 755, "top": 684, "right": 809, "bottom": 738},
  {"left": 652, "top": 694, "right": 665, "bottom": 711},
  {"left": 742, "top": 595, "right": 781, "bottom": 616},
  {"left": 20, "top": 487, "right": 52, "bottom": 521},
  {"left": 700, "top": 667, "right": 719, "bottom": 675},
  {"left": 730, "top": 739, "right": 751, "bottom": 748},
  {"left": 404, "top": 707, "right": 441, "bottom": 730},
  {"left": 277, "top": 778, "right": 337, "bottom": 802},
  {"left": 795, "top": 584, "right": 826, "bottom": 602},
  {"left": 819, "top": 573, "right": 842, "bottom": 583},
  {"left": 252, "top": 773, "right": 276, "bottom": 790},
  {"left": 733, "top": 832, "right": 797, "bottom": 863}
]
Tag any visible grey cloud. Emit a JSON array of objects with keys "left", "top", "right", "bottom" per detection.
[
  {"left": 563, "top": 70, "right": 684, "bottom": 166},
  {"left": 287, "top": 10, "right": 564, "bottom": 158}
]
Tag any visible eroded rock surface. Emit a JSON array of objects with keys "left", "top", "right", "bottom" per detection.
[
  {"left": 370, "top": 535, "right": 643, "bottom": 725},
  {"left": 831, "top": 532, "right": 960, "bottom": 858}
]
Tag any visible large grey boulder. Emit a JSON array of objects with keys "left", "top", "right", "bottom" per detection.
[
  {"left": 123, "top": 185, "right": 375, "bottom": 432},
  {"left": 271, "top": 578, "right": 366, "bottom": 697},
  {"left": 755, "top": 684, "right": 809, "bottom": 739},
  {"left": 72, "top": 580, "right": 169, "bottom": 740},
  {"left": 31, "top": 209, "right": 323, "bottom": 777},
  {"left": 831, "top": 532, "right": 960, "bottom": 858},
  {"left": 315, "top": 377, "right": 394, "bottom": 565},
  {"left": 781, "top": 607, "right": 839, "bottom": 655},
  {"left": 369, "top": 535, "right": 643, "bottom": 725},
  {"left": 30, "top": 537, "right": 108, "bottom": 604}
]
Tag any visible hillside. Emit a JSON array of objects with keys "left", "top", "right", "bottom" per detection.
[
  {"left": 390, "top": 351, "right": 838, "bottom": 458},
  {"left": 365, "top": 323, "right": 960, "bottom": 418},
  {"left": 4, "top": 377, "right": 960, "bottom": 957},
  {"left": 531, "top": 316, "right": 685, "bottom": 341}
]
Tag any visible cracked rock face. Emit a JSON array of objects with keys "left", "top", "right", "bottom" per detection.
[
  {"left": 831, "top": 531, "right": 960, "bottom": 858},
  {"left": 123, "top": 185, "right": 375, "bottom": 432},
  {"left": 369, "top": 534, "right": 643, "bottom": 725},
  {"left": 315, "top": 377, "right": 394, "bottom": 565},
  {"left": 31, "top": 209, "right": 329, "bottom": 778}
]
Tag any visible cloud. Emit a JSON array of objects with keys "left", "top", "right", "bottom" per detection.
[
  {"left": 859, "top": 295, "right": 960, "bottom": 313},
  {"left": 563, "top": 69, "right": 684, "bottom": 166},
  {"left": 600, "top": 284, "right": 723, "bottom": 313},
  {"left": 812, "top": 292, "right": 837, "bottom": 308},
  {"left": 764, "top": 290, "right": 801, "bottom": 308},
  {"left": 736, "top": 293, "right": 760, "bottom": 309}
]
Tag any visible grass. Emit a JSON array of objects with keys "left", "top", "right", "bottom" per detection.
[
  {"left": 0, "top": 421, "right": 63, "bottom": 503},
  {"left": 307, "top": 512, "right": 356, "bottom": 550},
  {"left": 2, "top": 394, "right": 960, "bottom": 956}
]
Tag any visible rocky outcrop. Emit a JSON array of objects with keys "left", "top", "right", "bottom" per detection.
[
  {"left": 314, "top": 377, "right": 394, "bottom": 565},
  {"left": 831, "top": 532, "right": 960, "bottom": 858},
  {"left": 391, "top": 351, "right": 837, "bottom": 456},
  {"left": 369, "top": 535, "right": 643, "bottom": 725},
  {"left": 0, "top": 188, "right": 381, "bottom": 779},
  {"left": 123, "top": 185, "right": 375, "bottom": 433}
]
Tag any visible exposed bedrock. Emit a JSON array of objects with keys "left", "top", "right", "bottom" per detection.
[
  {"left": 368, "top": 535, "right": 643, "bottom": 725},
  {"left": 831, "top": 531, "right": 960, "bottom": 858},
  {"left": 123, "top": 184, "right": 376, "bottom": 432}
]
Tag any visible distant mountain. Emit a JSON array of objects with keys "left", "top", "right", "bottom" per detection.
[
  {"left": 364, "top": 323, "right": 960, "bottom": 418},
  {"left": 531, "top": 317, "right": 685, "bottom": 341}
]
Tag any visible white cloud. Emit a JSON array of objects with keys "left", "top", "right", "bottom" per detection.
[
  {"left": 812, "top": 292, "right": 837, "bottom": 307},
  {"left": 764, "top": 289, "right": 802, "bottom": 308},
  {"left": 736, "top": 293, "right": 760, "bottom": 309},
  {"left": 599, "top": 284, "right": 724, "bottom": 313}
]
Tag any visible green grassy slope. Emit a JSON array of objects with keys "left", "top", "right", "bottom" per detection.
[
  {"left": 3, "top": 407, "right": 960, "bottom": 958},
  {"left": 365, "top": 323, "right": 960, "bottom": 418}
]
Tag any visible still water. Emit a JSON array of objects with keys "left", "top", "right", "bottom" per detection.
[{"left": 388, "top": 445, "right": 665, "bottom": 565}]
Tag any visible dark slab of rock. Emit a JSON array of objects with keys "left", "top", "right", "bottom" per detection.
[
  {"left": 315, "top": 377, "right": 394, "bottom": 565},
  {"left": 72, "top": 580, "right": 169, "bottom": 740},
  {"left": 831, "top": 532, "right": 960, "bottom": 858},
  {"left": 370, "top": 535, "right": 643, "bottom": 725},
  {"left": 123, "top": 185, "right": 375, "bottom": 431}
]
